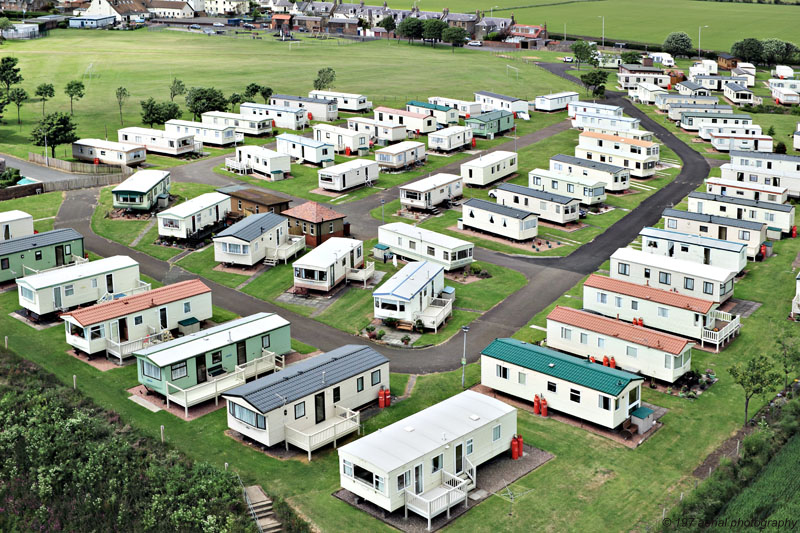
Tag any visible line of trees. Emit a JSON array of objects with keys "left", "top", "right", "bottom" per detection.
[{"left": 731, "top": 37, "right": 799, "bottom": 66}]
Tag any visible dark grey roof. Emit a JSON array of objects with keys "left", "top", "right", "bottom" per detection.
[
  {"left": 496, "top": 183, "right": 576, "bottom": 205},
  {"left": 725, "top": 82, "right": 750, "bottom": 93},
  {"left": 678, "top": 81, "right": 703, "bottom": 91},
  {"left": 0, "top": 228, "right": 83, "bottom": 256},
  {"left": 620, "top": 64, "right": 663, "bottom": 72},
  {"left": 216, "top": 213, "right": 286, "bottom": 242},
  {"left": 474, "top": 91, "right": 522, "bottom": 102},
  {"left": 662, "top": 208, "right": 765, "bottom": 230},
  {"left": 223, "top": 345, "right": 388, "bottom": 413},
  {"left": 271, "top": 94, "right": 334, "bottom": 105},
  {"left": 718, "top": 52, "right": 735, "bottom": 59},
  {"left": 463, "top": 198, "right": 536, "bottom": 220},
  {"left": 551, "top": 154, "right": 626, "bottom": 174},
  {"left": 444, "top": 12, "right": 478, "bottom": 21},
  {"left": 668, "top": 103, "right": 731, "bottom": 110},
  {"left": 689, "top": 192, "right": 793, "bottom": 212},
  {"left": 730, "top": 150, "right": 800, "bottom": 162},
  {"left": 681, "top": 112, "right": 751, "bottom": 120}
]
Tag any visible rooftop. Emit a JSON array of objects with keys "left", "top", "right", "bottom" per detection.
[
  {"left": 272, "top": 94, "right": 335, "bottom": 105},
  {"left": 158, "top": 192, "right": 229, "bottom": 219},
  {"left": 688, "top": 192, "right": 794, "bottom": 212},
  {"left": 380, "top": 222, "right": 472, "bottom": 250},
  {"left": 294, "top": 238, "right": 362, "bottom": 268},
  {"left": 463, "top": 198, "right": 537, "bottom": 220},
  {"left": 406, "top": 100, "right": 451, "bottom": 113},
  {"left": 216, "top": 185, "right": 290, "bottom": 207},
  {"left": 680, "top": 112, "right": 752, "bottom": 120},
  {"left": 584, "top": 273, "right": 714, "bottom": 314},
  {"left": 611, "top": 247, "right": 736, "bottom": 282},
  {"left": 462, "top": 150, "right": 516, "bottom": 168},
  {"left": 0, "top": 209, "right": 31, "bottom": 223},
  {"left": 215, "top": 213, "right": 286, "bottom": 242},
  {"left": 373, "top": 261, "right": 444, "bottom": 301},
  {"left": 74, "top": 138, "right": 141, "bottom": 152},
  {"left": 374, "top": 141, "right": 425, "bottom": 155},
  {"left": 528, "top": 168, "right": 604, "bottom": 187},
  {"left": 400, "top": 173, "right": 461, "bottom": 192},
  {"left": 640, "top": 226, "right": 746, "bottom": 253},
  {"left": 550, "top": 154, "right": 625, "bottom": 174},
  {"left": 112, "top": 170, "right": 170, "bottom": 195},
  {"left": 729, "top": 150, "right": 800, "bottom": 162},
  {"left": 276, "top": 133, "right": 332, "bottom": 149},
  {"left": 430, "top": 125, "right": 471, "bottom": 137},
  {"left": 706, "top": 177, "right": 787, "bottom": 195},
  {"left": 495, "top": 183, "right": 577, "bottom": 205},
  {"left": 374, "top": 106, "right": 429, "bottom": 120},
  {"left": 474, "top": 91, "right": 523, "bottom": 102},
  {"left": 0, "top": 228, "right": 82, "bottom": 257},
  {"left": 579, "top": 131, "right": 656, "bottom": 148},
  {"left": 466, "top": 110, "right": 514, "bottom": 123},
  {"left": 281, "top": 201, "right": 345, "bottom": 223},
  {"left": 319, "top": 159, "right": 377, "bottom": 174},
  {"left": 662, "top": 208, "right": 765, "bottom": 231},
  {"left": 17, "top": 256, "right": 138, "bottom": 291}
]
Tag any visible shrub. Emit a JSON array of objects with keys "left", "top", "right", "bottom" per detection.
[
  {"left": 376, "top": 329, "right": 386, "bottom": 340},
  {"left": 383, "top": 317, "right": 398, "bottom": 328},
  {"left": 365, "top": 325, "right": 375, "bottom": 333},
  {"left": 470, "top": 264, "right": 482, "bottom": 275}
]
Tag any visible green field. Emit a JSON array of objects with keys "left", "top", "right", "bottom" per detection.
[{"left": 0, "top": 190, "right": 64, "bottom": 232}]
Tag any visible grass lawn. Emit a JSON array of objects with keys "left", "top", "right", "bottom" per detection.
[
  {"left": 176, "top": 245, "right": 250, "bottom": 289},
  {"left": 240, "top": 262, "right": 314, "bottom": 317},
  {"left": 0, "top": 190, "right": 64, "bottom": 232}
]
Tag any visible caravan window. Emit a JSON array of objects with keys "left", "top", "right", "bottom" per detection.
[
  {"left": 171, "top": 362, "right": 188, "bottom": 380},
  {"left": 397, "top": 470, "right": 411, "bottom": 492},
  {"left": 492, "top": 424, "right": 502, "bottom": 442},
  {"left": 431, "top": 454, "right": 443, "bottom": 473},
  {"left": 371, "top": 369, "right": 381, "bottom": 386},
  {"left": 294, "top": 402, "right": 306, "bottom": 419},
  {"left": 141, "top": 360, "right": 161, "bottom": 380}
]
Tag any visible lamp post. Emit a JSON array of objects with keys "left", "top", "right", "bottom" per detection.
[
  {"left": 380, "top": 198, "right": 385, "bottom": 224},
  {"left": 698, "top": 25, "right": 708, "bottom": 60},
  {"left": 461, "top": 325, "right": 470, "bottom": 389},
  {"left": 598, "top": 16, "right": 604, "bottom": 50},
  {"left": 490, "top": 5, "right": 499, "bottom": 17},
  {"left": 563, "top": 23, "right": 566, "bottom": 41}
]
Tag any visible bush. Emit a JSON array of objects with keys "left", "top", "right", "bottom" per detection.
[
  {"left": 470, "top": 264, "right": 482, "bottom": 275},
  {"left": 376, "top": 329, "right": 386, "bottom": 340},
  {"left": 486, "top": 31, "right": 503, "bottom": 41},
  {"left": 742, "top": 103, "right": 786, "bottom": 114},
  {"left": 365, "top": 325, "right": 375, "bottom": 333},
  {"left": 383, "top": 317, "right": 398, "bottom": 328}
]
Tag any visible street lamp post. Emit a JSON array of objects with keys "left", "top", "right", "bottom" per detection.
[
  {"left": 598, "top": 16, "right": 604, "bottom": 50},
  {"left": 698, "top": 25, "right": 708, "bottom": 60},
  {"left": 490, "top": 5, "right": 499, "bottom": 17},
  {"left": 380, "top": 198, "right": 385, "bottom": 224},
  {"left": 461, "top": 325, "right": 470, "bottom": 389}
]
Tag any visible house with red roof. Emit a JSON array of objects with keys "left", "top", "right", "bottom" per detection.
[{"left": 282, "top": 201, "right": 347, "bottom": 247}]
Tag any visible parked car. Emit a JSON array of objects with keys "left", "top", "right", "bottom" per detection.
[
  {"left": 297, "top": 27, "right": 308, "bottom": 32},
  {"left": 562, "top": 56, "right": 574, "bottom": 63},
  {"left": 467, "top": 40, "right": 483, "bottom": 47},
  {"left": 243, "top": 23, "right": 255, "bottom": 29},
  {"left": 189, "top": 24, "right": 201, "bottom": 29},
  {"left": 213, "top": 22, "right": 225, "bottom": 27}
]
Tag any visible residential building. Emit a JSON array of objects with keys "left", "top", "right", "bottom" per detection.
[
  {"left": 165, "top": 119, "right": 241, "bottom": 146},
  {"left": 533, "top": 91, "right": 579, "bottom": 112},
  {"left": 528, "top": 168, "right": 606, "bottom": 206},
  {"left": 214, "top": 213, "right": 304, "bottom": 266},
  {"left": 0, "top": 229, "right": 84, "bottom": 283},
  {"left": 375, "top": 141, "right": 426, "bottom": 170},
  {"left": 282, "top": 201, "right": 347, "bottom": 247},
  {"left": 270, "top": 94, "right": 338, "bottom": 121},
  {"left": 724, "top": 151, "right": 800, "bottom": 196},
  {"left": 313, "top": 124, "right": 369, "bottom": 155},
  {"left": 460, "top": 198, "right": 538, "bottom": 241},
  {"left": 567, "top": 101, "right": 623, "bottom": 119},
  {"left": 428, "top": 126, "right": 473, "bottom": 152},
  {"left": 225, "top": 145, "right": 291, "bottom": 180},
  {"left": 72, "top": 139, "right": 145, "bottom": 166},
  {"left": 157, "top": 192, "right": 231, "bottom": 240},
  {"left": 464, "top": 110, "right": 514, "bottom": 138},
  {"left": 117, "top": 127, "right": 195, "bottom": 156},
  {"left": 293, "top": 238, "right": 371, "bottom": 292},
  {"left": 698, "top": 124, "right": 762, "bottom": 141},
  {"left": 406, "top": 100, "right": 459, "bottom": 127},
  {"left": 549, "top": 154, "right": 630, "bottom": 192},
  {"left": 201, "top": 111, "right": 273, "bottom": 136},
  {"left": 490, "top": 183, "right": 580, "bottom": 225},
  {"left": 69, "top": 14, "right": 116, "bottom": 28},
  {"left": 639, "top": 227, "right": 747, "bottom": 273},
  {"left": 111, "top": 170, "right": 170, "bottom": 211},
  {"left": 346, "top": 117, "right": 406, "bottom": 145},
  {"left": 374, "top": 106, "right": 436, "bottom": 134},
  {"left": 0, "top": 210, "right": 33, "bottom": 242},
  {"left": 399, "top": 173, "right": 463, "bottom": 211},
  {"left": 373, "top": 261, "right": 452, "bottom": 332},
  {"left": 217, "top": 185, "right": 291, "bottom": 217},
  {"left": 666, "top": 103, "right": 733, "bottom": 122},
  {"left": 723, "top": 82, "right": 754, "bottom": 106},
  {"left": 662, "top": 208, "right": 766, "bottom": 259},
  {"left": 318, "top": 159, "right": 379, "bottom": 192},
  {"left": 378, "top": 222, "right": 474, "bottom": 271},
  {"left": 629, "top": 82, "right": 668, "bottom": 104},
  {"left": 571, "top": 113, "right": 640, "bottom": 132},
  {"left": 275, "top": 134, "right": 334, "bottom": 166},
  {"left": 709, "top": 131, "right": 772, "bottom": 153},
  {"left": 460, "top": 151, "right": 518, "bottom": 186},
  {"left": 473, "top": 91, "right": 528, "bottom": 114},
  {"left": 688, "top": 191, "right": 795, "bottom": 236},
  {"left": 308, "top": 90, "right": 372, "bottom": 112},
  {"left": 427, "top": 96, "right": 482, "bottom": 118},
  {"left": 706, "top": 177, "right": 788, "bottom": 204},
  {"left": 239, "top": 103, "right": 308, "bottom": 130},
  {"left": 575, "top": 132, "right": 660, "bottom": 178},
  {"left": 655, "top": 93, "right": 717, "bottom": 110},
  {"left": 675, "top": 81, "right": 710, "bottom": 96}
]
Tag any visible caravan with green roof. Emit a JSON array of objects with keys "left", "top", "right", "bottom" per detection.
[{"left": 406, "top": 100, "right": 458, "bottom": 127}]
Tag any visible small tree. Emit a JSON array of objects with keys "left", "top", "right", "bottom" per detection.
[
  {"left": 775, "top": 331, "right": 800, "bottom": 393},
  {"left": 396, "top": 17, "right": 423, "bottom": 44},
  {"left": 621, "top": 51, "right": 641, "bottom": 64},
  {"left": 580, "top": 70, "right": 609, "bottom": 96},
  {"left": 422, "top": 19, "right": 448, "bottom": 47},
  {"left": 140, "top": 98, "right": 182, "bottom": 126},
  {"left": 169, "top": 78, "right": 186, "bottom": 102},
  {"left": 34, "top": 83, "right": 54, "bottom": 117},
  {"left": 8, "top": 87, "right": 27, "bottom": 125},
  {"left": 571, "top": 40, "right": 596, "bottom": 71},
  {"left": 441, "top": 27, "right": 467, "bottom": 53},
  {"left": 775, "top": 141, "right": 787, "bottom": 154},
  {"left": 0, "top": 17, "right": 14, "bottom": 34},
  {"left": 0, "top": 56, "right": 22, "bottom": 97},
  {"left": 766, "top": 125, "right": 776, "bottom": 136},
  {"left": 64, "top": 80, "right": 85, "bottom": 115},
  {"left": 30, "top": 112, "right": 78, "bottom": 158},
  {"left": 115, "top": 86, "right": 129, "bottom": 126},
  {"left": 378, "top": 16, "right": 395, "bottom": 33},
  {"left": 228, "top": 92, "right": 243, "bottom": 112},
  {"left": 243, "top": 83, "right": 262, "bottom": 101},
  {"left": 731, "top": 38, "right": 764, "bottom": 65},
  {"left": 313, "top": 67, "right": 336, "bottom": 91},
  {"left": 662, "top": 31, "right": 693, "bottom": 57},
  {"left": 185, "top": 87, "right": 228, "bottom": 120},
  {"left": 730, "top": 355, "right": 780, "bottom": 425},
  {"left": 258, "top": 85, "right": 273, "bottom": 104}
]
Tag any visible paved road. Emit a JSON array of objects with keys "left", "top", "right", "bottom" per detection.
[{"left": 1, "top": 153, "right": 80, "bottom": 183}]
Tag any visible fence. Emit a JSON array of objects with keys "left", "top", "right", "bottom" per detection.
[
  {"left": 41, "top": 173, "right": 130, "bottom": 192},
  {"left": 28, "top": 153, "right": 133, "bottom": 175},
  {"left": 0, "top": 182, "right": 44, "bottom": 201}
]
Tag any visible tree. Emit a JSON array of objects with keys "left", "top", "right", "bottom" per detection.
[
  {"left": 571, "top": 40, "right": 596, "bottom": 71},
  {"left": 30, "top": 112, "right": 78, "bottom": 158},
  {"left": 228, "top": 92, "right": 243, "bottom": 112},
  {"left": 169, "top": 78, "right": 186, "bottom": 102},
  {"left": 185, "top": 87, "right": 228, "bottom": 120},
  {"left": 396, "top": 17, "right": 423, "bottom": 44},
  {"left": 662, "top": 31, "right": 693, "bottom": 57},
  {"left": 0, "top": 56, "right": 22, "bottom": 98},
  {"left": 313, "top": 68, "right": 336, "bottom": 91},
  {"left": 422, "top": 19, "right": 448, "bottom": 47},
  {"left": 115, "top": 86, "right": 129, "bottom": 126},
  {"left": 378, "top": 16, "right": 395, "bottom": 33},
  {"left": 441, "top": 27, "right": 468, "bottom": 53},
  {"left": 731, "top": 38, "right": 764, "bottom": 64},
  {"left": 621, "top": 51, "right": 641, "bottom": 64},
  {"left": 0, "top": 17, "right": 13, "bottom": 35},
  {"left": 767, "top": 125, "right": 776, "bottom": 136},
  {"left": 140, "top": 97, "right": 181, "bottom": 127},
  {"left": 34, "top": 83, "right": 54, "bottom": 117},
  {"left": 8, "top": 87, "right": 27, "bottom": 125},
  {"left": 64, "top": 80, "right": 85, "bottom": 115},
  {"left": 775, "top": 331, "right": 800, "bottom": 393},
  {"left": 762, "top": 38, "right": 798, "bottom": 66},
  {"left": 730, "top": 355, "right": 780, "bottom": 425},
  {"left": 258, "top": 85, "right": 273, "bottom": 104},
  {"left": 580, "top": 70, "right": 609, "bottom": 96},
  {"left": 776, "top": 141, "right": 788, "bottom": 154},
  {"left": 244, "top": 83, "right": 262, "bottom": 101}
]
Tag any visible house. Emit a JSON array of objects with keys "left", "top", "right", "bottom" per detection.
[
  {"left": 533, "top": 91, "right": 579, "bottom": 112},
  {"left": 427, "top": 96, "right": 482, "bottom": 118},
  {"left": 688, "top": 191, "right": 795, "bottom": 236},
  {"left": 201, "top": 111, "right": 273, "bottom": 136},
  {"left": 690, "top": 59, "right": 718, "bottom": 77},
  {"left": 571, "top": 113, "right": 640, "bottom": 132},
  {"left": 567, "top": 101, "right": 623, "bottom": 119},
  {"left": 662, "top": 208, "right": 766, "bottom": 259},
  {"left": 690, "top": 75, "right": 749, "bottom": 92},
  {"left": 460, "top": 150, "right": 518, "bottom": 187},
  {"left": 146, "top": 0, "right": 194, "bottom": 18},
  {"left": 583, "top": 274, "right": 739, "bottom": 352},
  {"left": 428, "top": 126, "right": 473, "bottom": 152},
  {"left": 655, "top": 93, "right": 717, "bottom": 111},
  {"left": 275, "top": 134, "right": 334, "bottom": 166},
  {"left": 270, "top": 94, "right": 338, "bottom": 122},
  {"left": 679, "top": 112, "right": 753, "bottom": 132},
  {"left": 338, "top": 390, "right": 515, "bottom": 528},
  {"left": 165, "top": 119, "right": 241, "bottom": 146},
  {"left": 293, "top": 237, "right": 371, "bottom": 292},
  {"left": 117, "top": 127, "right": 195, "bottom": 156},
  {"left": 214, "top": 213, "right": 304, "bottom": 266},
  {"left": 473, "top": 91, "right": 528, "bottom": 114},
  {"left": 717, "top": 52, "right": 737, "bottom": 71},
  {"left": 546, "top": 306, "right": 693, "bottom": 383},
  {"left": 227, "top": 345, "right": 389, "bottom": 459},
  {"left": 0, "top": 229, "right": 84, "bottom": 283},
  {"left": 217, "top": 185, "right": 291, "bottom": 217},
  {"left": 474, "top": 15, "right": 512, "bottom": 40},
  {"left": 709, "top": 132, "right": 772, "bottom": 153},
  {"left": 648, "top": 52, "right": 675, "bottom": 67},
  {"left": 575, "top": 132, "right": 660, "bottom": 178},
  {"left": 312, "top": 124, "right": 369, "bottom": 155},
  {"left": 666, "top": 103, "right": 733, "bottom": 122},
  {"left": 111, "top": 170, "right": 171, "bottom": 212},
  {"left": 157, "top": 192, "right": 231, "bottom": 241},
  {"left": 0, "top": 210, "right": 33, "bottom": 242},
  {"left": 481, "top": 338, "right": 643, "bottom": 429},
  {"left": 465, "top": 110, "right": 515, "bottom": 139},
  {"left": 282, "top": 201, "right": 347, "bottom": 247},
  {"left": 629, "top": 83, "right": 668, "bottom": 105},
  {"left": 676, "top": 81, "right": 711, "bottom": 96},
  {"left": 723, "top": 83, "right": 754, "bottom": 106},
  {"left": 610, "top": 247, "right": 736, "bottom": 304},
  {"left": 528, "top": 168, "right": 606, "bottom": 206},
  {"left": 706, "top": 177, "right": 788, "bottom": 204},
  {"left": 72, "top": 139, "right": 145, "bottom": 166},
  {"left": 225, "top": 145, "right": 291, "bottom": 180},
  {"left": 327, "top": 16, "right": 360, "bottom": 35},
  {"left": 69, "top": 14, "right": 115, "bottom": 27},
  {"left": 767, "top": 79, "right": 800, "bottom": 94},
  {"left": 698, "top": 124, "right": 761, "bottom": 141},
  {"left": 239, "top": 103, "right": 308, "bottom": 130},
  {"left": 62, "top": 279, "right": 212, "bottom": 363},
  {"left": 639, "top": 227, "right": 747, "bottom": 274},
  {"left": 318, "top": 159, "right": 379, "bottom": 192},
  {"left": 373, "top": 261, "right": 452, "bottom": 332},
  {"left": 346, "top": 117, "right": 406, "bottom": 145},
  {"left": 204, "top": 0, "right": 248, "bottom": 14},
  {"left": 442, "top": 9, "right": 479, "bottom": 35},
  {"left": 137, "top": 313, "right": 292, "bottom": 416},
  {"left": 17, "top": 256, "right": 146, "bottom": 319},
  {"left": 378, "top": 222, "right": 474, "bottom": 271},
  {"left": 406, "top": 100, "right": 459, "bottom": 127},
  {"left": 491, "top": 183, "right": 580, "bottom": 225},
  {"left": 374, "top": 107, "right": 436, "bottom": 134},
  {"left": 308, "top": 90, "right": 372, "bottom": 112},
  {"left": 773, "top": 87, "right": 800, "bottom": 106},
  {"left": 399, "top": 173, "right": 463, "bottom": 211},
  {"left": 83, "top": 0, "right": 149, "bottom": 23},
  {"left": 724, "top": 151, "right": 800, "bottom": 196},
  {"left": 460, "top": 198, "right": 538, "bottom": 241},
  {"left": 375, "top": 141, "right": 426, "bottom": 170},
  {"left": 549, "top": 154, "right": 630, "bottom": 192}
]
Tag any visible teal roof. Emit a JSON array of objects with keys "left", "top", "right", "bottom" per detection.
[
  {"left": 631, "top": 406, "right": 654, "bottom": 419},
  {"left": 482, "top": 338, "right": 643, "bottom": 396},
  {"left": 374, "top": 243, "right": 389, "bottom": 250},
  {"left": 407, "top": 100, "right": 451, "bottom": 113},
  {"left": 178, "top": 317, "right": 199, "bottom": 326}
]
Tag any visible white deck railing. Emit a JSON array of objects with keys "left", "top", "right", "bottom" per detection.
[
  {"left": 346, "top": 261, "right": 374, "bottom": 287},
  {"left": 404, "top": 471, "right": 469, "bottom": 531},
  {"left": 107, "top": 329, "right": 171, "bottom": 363},
  {"left": 97, "top": 280, "right": 151, "bottom": 303},
  {"left": 22, "top": 256, "right": 88, "bottom": 276},
  {"left": 267, "top": 236, "right": 306, "bottom": 263},
  {"left": 225, "top": 157, "right": 251, "bottom": 174},
  {"left": 702, "top": 310, "right": 741, "bottom": 350},
  {"left": 415, "top": 298, "right": 453, "bottom": 333},
  {"left": 284, "top": 405, "right": 360, "bottom": 461}
]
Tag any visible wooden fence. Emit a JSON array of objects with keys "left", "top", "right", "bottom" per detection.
[
  {"left": 41, "top": 174, "right": 130, "bottom": 191},
  {"left": 28, "top": 153, "right": 134, "bottom": 176}
]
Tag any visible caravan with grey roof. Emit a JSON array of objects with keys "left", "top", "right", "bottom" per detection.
[
  {"left": 639, "top": 227, "right": 747, "bottom": 273},
  {"left": 459, "top": 198, "right": 538, "bottom": 241},
  {"left": 661, "top": 208, "right": 766, "bottom": 259},
  {"left": 213, "top": 213, "right": 304, "bottom": 266},
  {"left": 688, "top": 191, "right": 795, "bottom": 236},
  {"left": 490, "top": 183, "right": 580, "bottom": 225},
  {"left": 549, "top": 154, "right": 630, "bottom": 192}
]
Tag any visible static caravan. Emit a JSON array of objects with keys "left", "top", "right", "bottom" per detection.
[
  {"left": 373, "top": 261, "right": 452, "bottom": 332},
  {"left": 528, "top": 168, "right": 606, "bottom": 206},
  {"left": 726, "top": 151, "right": 800, "bottom": 195},
  {"left": 460, "top": 198, "right": 538, "bottom": 241},
  {"left": 72, "top": 139, "right": 145, "bottom": 166},
  {"left": 427, "top": 96, "right": 482, "bottom": 118},
  {"left": 706, "top": 177, "right": 788, "bottom": 204},
  {"left": 111, "top": 170, "right": 171, "bottom": 212},
  {"left": 276, "top": 133, "right": 334, "bottom": 166},
  {"left": 338, "top": 390, "right": 516, "bottom": 527},
  {"left": 662, "top": 208, "right": 766, "bottom": 259},
  {"left": 474, "top": 91, "right": 528, "bottom": 114},
  {"left": 679, "top": 112, "right": 754, "bottom": 132},
  {"left": 61, "top": 279, "right": 212, "bottom": 363},
  {"left": 698, "top": 124, "right": 762, "bottom": 141},
  {"left": 774, "top": 65, "right": 795, "bottom": 79},
  {"left": 640, "top": 227, "right": 747, "bottom": 274},
  {"left": 399, "top": 173, "right": 462, "bottom": 211},
  {"left": 136, "top": 313, "right": 292, "bottom": 416},
  {"left": 157, "top": 192, "right": 231, "bottom": 240},
  {"left": 723, "top": 83, "right": 754, "bottom": 106},
  {"left": 318, "top": 159, "right": 379, "bottom": 192},
  {"left": 270, "top": 94, "right": 338, "bottom": 122},
  {"left": 165, "top": 119, "right": 240, "bottom": 146},
  {"left": 629, "top": 82, "right": 668, "bottom": 104},
  {"left": 214, "top": 212, "right": 303, "bottom": 266},
  {"left": 491, "top": 183, "right": 581, "bottom": 225},
  {"left": 201, "top": 111, "right": 273, "bottom": 136},
  {"left": 405, "top": 100, "right": 459, "bottom": 126},
  {"left": 676, "top": 81, "right": 711, "bottom": 96},
  {"left": 17, "top": 256, "right": 145, "bottom": 318},
  {"left": 610, "top": 247, "right": 736, "bottom": 304},
  {"left": 691, "top": 75, "right": 748, "bottom": 92},
  {"left": 768, "top": 79, "right": 800, "bottom": 93},
  {"left": 465, "top": 110, "right": 514, "bottom": 139},
  {"left": 571, "top": 113, "right": 640, "bottom": 132},
  {"left": 710, "top": 132, "right": 773, "bottom": 153},
  {"left": 795, "top": 125, "right": 800, "bottom": 151},
  {"left": 346, "top": 117, "right": 406, "bottom": 144},
  {"left": 575, "top": 132, "right": 660, "bottom": 179},
  {"left": 567, "top": 101, "right": 623, "bottom": 119},
  {"left": 730, "top": 67, "right": 756, "bottom": 87},
  {"left": 293, "top": 237, "right": 369, "bottom": 292},
  {"left": 648, "top": 52, "right": 675, "bottom": 67},
  {"left": 308, "top": 90, "right": 372, "bottom": 112},
  {"left": 226, "top": 345, "right": 389, "bottom": 459},
  {"left": 772, "top": 87, "right": 800, "bottom": 106},
  {"left": 0, "top": 229, "right": 84, "bottom": 283},
  {"left": 374, "top": 107, "right": 436, "bottom": 134},
  {"left": 550, "top": 154, "right": 630, "bottom": 192},
  {"left": 655, "top": 93, "right": 718, "bottom": 111},
  {"left": 460, "top": 151, "right": 518, "bottom": 187},
  {"left": 313, "top": 124, "right": 369, "bottom": 155},
  {"left": 428, "top": 126, "right": 473, "bottom": 152},
  {"left": 239, "top": 103, "right": 308, "bottom": 130},
  {"left": 688, "top": 191, "right": 795, "bottom": 236},
  {"left": 378, "top": 222, "right": 474, "bottom": 271},
  {"left": 117, "top": 127, "right": 195, "bottom": 156},
  {"left": 589, "top": 128, "right": 655, "bottom": 142},
  {"left": 481, "top": 338, "right": 643, "bottom": 429},
  {"left": 666, "top": 103, "right": 733, "bottom": 122},
  {"left": 547, "top": 306, "right": 693, "bottom": 383},
  {"left": 617, "top": 72, "right": 670, "bottom": 90},
  {"left": 0, "top": 210, "right": 33, "bottom": 241},
  {"left": 225, "top": 145, "right": 291, "bottom": 181},
  {"left": 534, "top": 91, "right": 579, "bottom": 112},
  {"left": 375, "top": 141, "right": 426, "bottom": 170}
]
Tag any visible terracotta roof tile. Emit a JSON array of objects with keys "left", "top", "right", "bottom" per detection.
[
  {"left": 281, "top": 201, "right": 346, "bottom": 223},
  {"left": 584, "top": 274, "right": 714, "bottom": 314},
  {"left": 374, "top": 106, "right": 429, "bottom": 120},
  {"left": 580, "top": 131, "right": 655, "bottom": 148}
]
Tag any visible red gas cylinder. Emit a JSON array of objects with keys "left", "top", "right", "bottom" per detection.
[
  {"left": 307, "top": 112, "right": 313, "bottom": 120},
  {"left": 761, "top": 244, "right": 767, "bottom": 257},
  {"left": 385, "top": 390, "right": 391, "bottom": 407},
  {"left": 639, "top": 318, "right": 644, "bottom": 327},
  {"left": 271, "top": 120, "right": 276, "bottom": 128},
  {"left": 533, "top": 394, "right": 540, "bottom": 415},
  {"left": 510, "top": 435, "right": 519, "bottom": 460},
  {"left": 378, "top": 389, "right": 386, "bottom": 409},
  {"left": 589, "top": 355, "right": 596, "bottom": 363},
  {"left": 465, "top": 113, "right": 470, "bottom": 119},
  {"left": 793, "top": 226, "right": 797, "bottom": 238},
  {"left": 517, "top": 434, "right": 524, "bottom": 455},
  {"left": 345, "top": 147, "right": 351, "bottom": 156},
  {"left": 610, "top": 357, "right": 616, "bottom": 369},
  {"left": 667, "top": 84, "right": 672, "bottom": 90},
  {"left": 541, "top": 398, "right": 548, "bottom": 417},
  {"left": 603, "top": 355, "right": 610, "bottom": 367},
  {"left": 93, "top": 157, "right": 99, "bottom": 165},
  {"left": 471, "top": 137, "right": 476, "bottom": 148}
]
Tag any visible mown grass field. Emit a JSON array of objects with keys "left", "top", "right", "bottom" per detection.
[{"left": 0, "top": 190, "right": 64, "bottom": 232}]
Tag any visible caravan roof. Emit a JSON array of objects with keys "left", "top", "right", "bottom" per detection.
[
  {"left": 381, "top": 222, "right": 471, "bottom": 250},
  {"left": 158, "top": 192, "right": 229, "bottom": 219},
  {"left": 400, "top": 173, "right": 461, "bottom": 193},
  {"left": 112, "top": 170, "right": 170, "bottom": 194},
  {"left": 373, "top": 261, "right": 444, "bottom": 301},
  {"left": 16, "top": 256, "right": 137, "bottom": 290}
]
